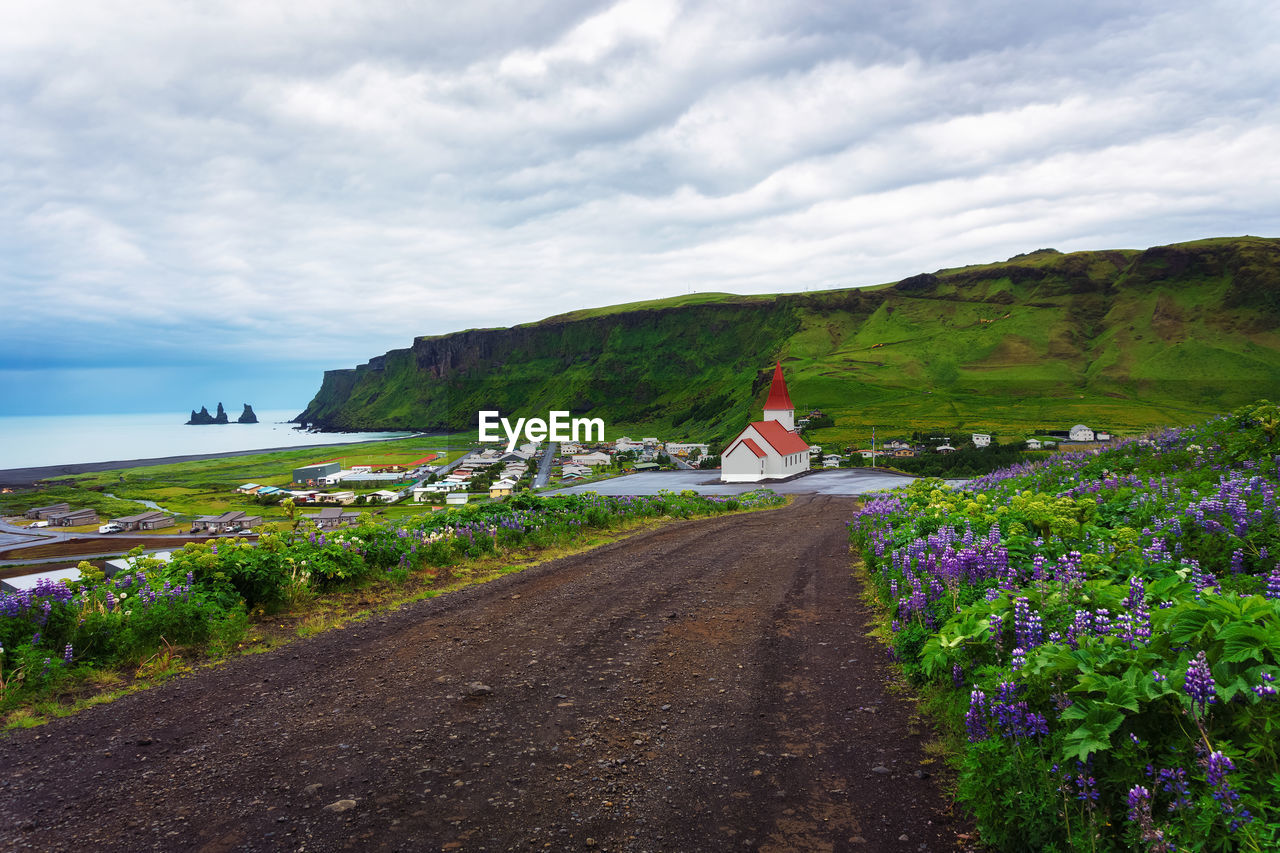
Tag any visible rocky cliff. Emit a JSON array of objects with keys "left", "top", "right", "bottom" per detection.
[{"left": 295, "top": 236, "right": 1280, "bottom": 440}]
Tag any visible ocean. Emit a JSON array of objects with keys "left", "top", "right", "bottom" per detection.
[{"left": 0, "top": 410, "right": 413, "bottom": 471}]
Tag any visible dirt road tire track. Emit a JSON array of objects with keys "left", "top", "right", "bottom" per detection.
[{"left": 0, "top": 495, "right": 967, "bottom": 852}]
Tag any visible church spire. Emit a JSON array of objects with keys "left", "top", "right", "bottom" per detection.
[{"left": 763, "top": 361, "right": 795, "bottom": 431}]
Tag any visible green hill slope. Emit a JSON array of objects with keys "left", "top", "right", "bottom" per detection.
[{"left": 296, "top": 236, "right": 1280, "bottom": 446}]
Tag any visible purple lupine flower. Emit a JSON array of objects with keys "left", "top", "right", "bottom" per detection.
[
  {"left": 1265, "top": 565, "right": 1280, "bottom": 600},
  {"left": 952, "top": 663, "right": 964, "bottom": 689},
  {"left": 1126, "top": 784, "right": 1151, "bottom": 823},
  {"left": 1011, "top": 646, "right": 1026, "bottom": 672},
  {"left": 1254, "top": 671, "right": 1277, "bottom": 698},
  {"left": 1073, "top": 761, "right": 1099, "bottom": 809},
  {"left": 1204, "top": 751, "right": 1250, "bottom": 830},
  {"left": 1154, "top": 766, "right": 1192, "bottom": 811},
  {"left": 965, "top": 689, "right": 989, "bottom": 742},
  {"left": 63, "top": 643, "right": 73, "bottom": 664},
  {"left": 1013, "top": 597, "right": 1042, "bottom": 649},
  {"left": 1125, "top": 785, "right": 1172, "bottom": 851},
  {"left": 1184, "top": 651, "right": 1216, "bottom": 716}
]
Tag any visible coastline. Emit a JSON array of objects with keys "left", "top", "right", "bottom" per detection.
[{"left": 0, "top": 433, "right": 428, "bottom": 488}]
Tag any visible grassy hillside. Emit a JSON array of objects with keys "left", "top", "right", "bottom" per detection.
[{"left": 297, "top": 236, "right": 1280, "bottom": 447}]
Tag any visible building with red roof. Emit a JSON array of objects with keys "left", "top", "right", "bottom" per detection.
[{"left": 721, "top": 362, "right": 810, "bottom": 482}]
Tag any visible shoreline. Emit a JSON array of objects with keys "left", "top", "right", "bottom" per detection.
[{"left": 0, "top": 433, "right": 431, "bottom": 488}]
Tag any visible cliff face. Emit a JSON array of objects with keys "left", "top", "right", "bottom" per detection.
[{"left": 295, "top": 236, "right": 1280, "bottom": 438}]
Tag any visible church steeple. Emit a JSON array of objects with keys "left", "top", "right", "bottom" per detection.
[{"left": 762, "top": 361, "right": 795, "bottom": 431}]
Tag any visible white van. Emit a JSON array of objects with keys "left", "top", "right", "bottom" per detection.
[
  {"left": 98, "top": 523, "right": 123, "bottom": 534},
  {"left": 29, "top": 520, "right": 49, "bottom": 528}
]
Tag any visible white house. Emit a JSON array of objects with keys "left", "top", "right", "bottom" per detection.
[
  {"left": 664, "top": 443, "right": 709, "bottom": 457},
  {"left": 972, "top": 433, "right": 991, "bottom": 448},
  {"left": 1025, "top": 438, "right": 1043, "bottom": 450},
  {"left": 446, "top": 493, "right": 470, "bottom": 506},
  {"left": 823, "top": 455, "right": 843, "bottom": 468},
  {"left": 572, "top": 451, "right": 612, "bottom": 466},
  {"left": 721, "top": 362, "right": 810, "bottom": 482},
  {"left": 935, "top": 444, "right": 956, "bottom": 454},
  {"left": 1069, "top": 424, "right": 1096, "bottom": 442}
]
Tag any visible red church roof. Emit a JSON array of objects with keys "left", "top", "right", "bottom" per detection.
[
  {"left": 763, "top": 361, "right": 793, "bottom": 412},
  {"left": 749, "top": 420, "right": 810, "bottom": 456},
  {"left": 739, "top": 438, "right": 766, "bottom": 458}
]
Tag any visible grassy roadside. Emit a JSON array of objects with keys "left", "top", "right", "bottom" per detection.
[{"left": 2, "top": 494, "right": 793, "bottom": 732}]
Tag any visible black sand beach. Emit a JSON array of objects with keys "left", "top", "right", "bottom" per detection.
[{"left": 0, "top": 436, "right": 427, "bottom": 488}]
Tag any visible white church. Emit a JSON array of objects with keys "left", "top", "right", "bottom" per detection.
[{"left": 720, "top": 362, "right": 812, "bottom": 483}]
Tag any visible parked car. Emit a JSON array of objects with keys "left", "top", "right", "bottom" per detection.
[
  {"left": 98, "top": 523, "right": 122, "bottom": 534},
  {"left": 29, "top": 520, "right": 49, "bottom": 528}
]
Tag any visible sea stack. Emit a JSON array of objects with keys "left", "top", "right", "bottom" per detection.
[
  {"left": 238, "top": 404, "right": 259, "bottom": 424},
  {"left": 186, "top": 402, "right": 233, "bottom": 424}
]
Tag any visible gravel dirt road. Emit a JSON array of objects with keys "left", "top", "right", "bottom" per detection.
[{"left": 0, "top": 495, "right": 970, "bottom": 852}]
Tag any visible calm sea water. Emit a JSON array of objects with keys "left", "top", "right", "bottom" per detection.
[{"left": 0, "top": 410, "right": 413, "bottom": 470}]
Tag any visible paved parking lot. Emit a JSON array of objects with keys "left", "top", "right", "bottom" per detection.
[{"left": 545, "top": 468, "right": 960, "bottom": 496}]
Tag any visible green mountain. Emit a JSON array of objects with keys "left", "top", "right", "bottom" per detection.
[{"left": 295, "top": 236, "right": 1280, "bottom": 446}]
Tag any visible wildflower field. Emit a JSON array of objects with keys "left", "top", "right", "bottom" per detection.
[
  {"left": 851, "top": 402, "right": 1280, "bottom": 851},
  {"left": 0, "top": 489, "right": 784, "bottom": 718}
]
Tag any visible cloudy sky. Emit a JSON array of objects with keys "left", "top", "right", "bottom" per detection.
[{"left": 3, "top": 0, "right": 1279, "bottom": 415}]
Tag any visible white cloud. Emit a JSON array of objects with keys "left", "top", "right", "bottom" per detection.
[{"left": 2, "top": 0, "right": 1279, "bottom": 412}]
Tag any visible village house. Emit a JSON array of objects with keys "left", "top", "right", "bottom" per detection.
[
  {"left": 892, "top": 448, "right": 916, "bottom": 458},
  {"left": 446, "top": 492, "right": 470, "bottom": 506},
  {"left": 823, "top": 455, "right": 843, "bottom": 467},
  {"left": 664, "top": 443, "right": 709, "bottom": 458},
  {"left": 572, "top": 450, "right": 612, "bottom": 466},
  {"left": 304, "top": 507, "right": 361, "bottom": 529},
  {"left": 1025, "top": 438, "right": 1043, "bottom": 450},
  {"left": 236, "top": 483, "right": 261, "bottom": 494},
  {"left": 24, "top": 502, "right": 70, "bottom": 520},
  {"left": 935, "top": 444, "right": 957, "bottom": 454},
  {"left": 489, "top": 481, "right": 517, "bottom": 499},
  {"left": 111, "top": 511, "right": 174, "bottom": 531},
  {"left": 1068, "top": 424, "right": 1096, "bottom": 442},
  {"left": 721, "top": 362, "right": 811, "bottom": 483},
  {"left": 48, "top": 508, "right": 99, "bottom": 527},
  {"left": 190, "top": 510, "right": 262, "bottom": 534},
  {"left": 972, "top": 433, "right": 992, "bottom": 448}
]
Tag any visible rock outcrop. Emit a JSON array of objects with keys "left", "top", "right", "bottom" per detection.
[{"left": 186, "top": 403, "right": 232, "bottom": 425}]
